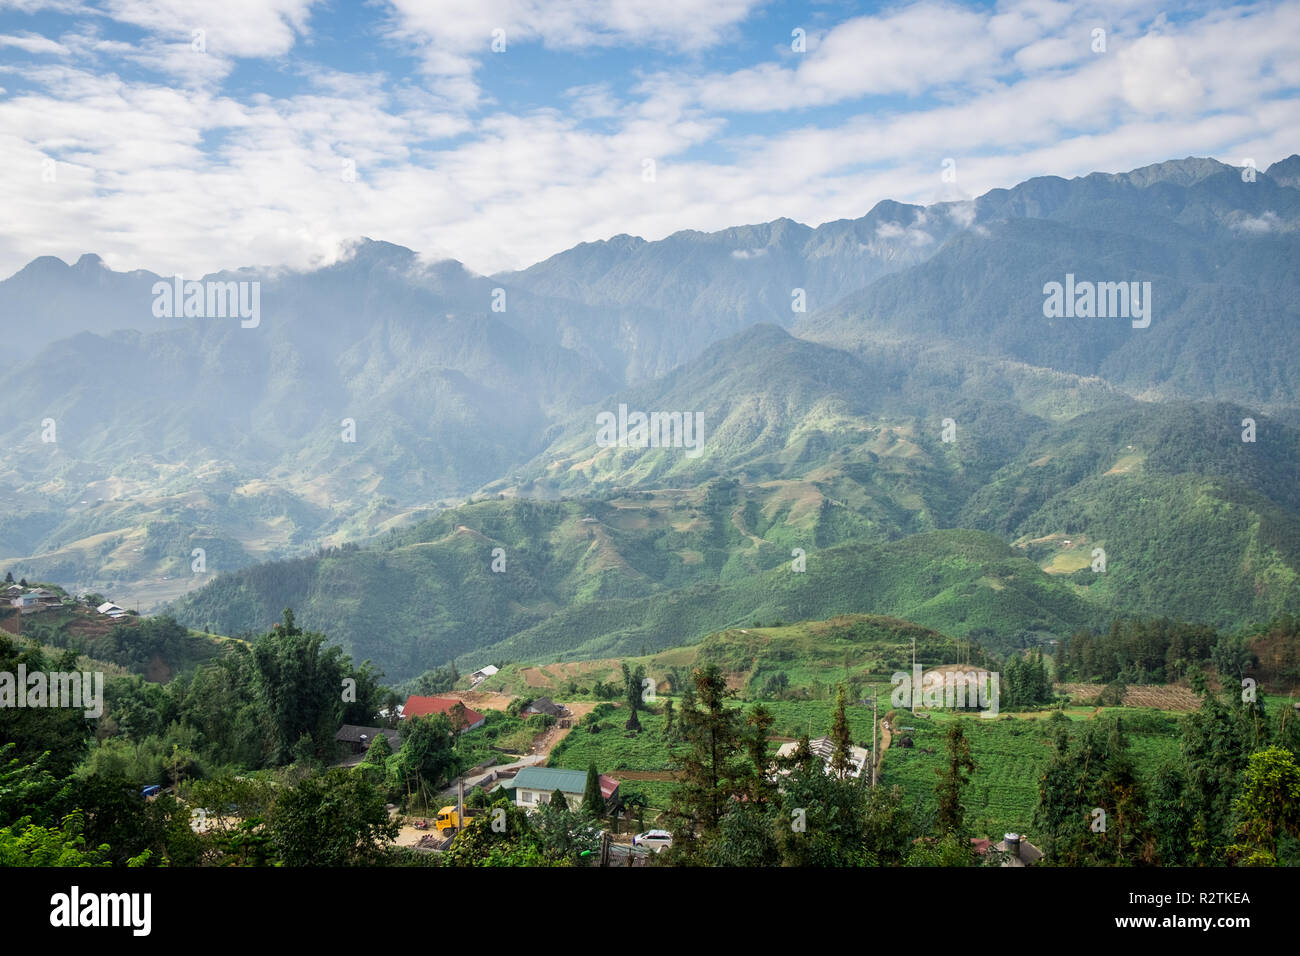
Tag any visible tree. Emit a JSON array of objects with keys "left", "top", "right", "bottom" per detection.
[
  {"left": 743, "top": 704, "right": 776, "bottom": 804},
  {"left": 0, "top": 745, "right": 69, "bottom": 829},
  {"left": 2, "top": 571, "right": 11, "bottom": 584},
  {"left": 534, "top": 789, "right": 600, "bottom": 864},
  {"left": 363, "top": 732, "right": 393, "bottom": 765},
  {"left": 829, "top": 685, "right": 854, "bottom": 780},
  {"left": 1033, "top": 719, "right": 1156, "bottom": 865},
  {"left": 1148, "top": 760, "right": 1194, "bottom": 866},
  {"left": 251, "top": 609, "right": 350, "bottom": 764},
  {"left": 267, "top": 768, "right": 397, "bottom": 866},
  {"left": 71, "top": 774, "right": 186, "bottom": 867},
  {"left": 934, "top": 720, "right": 976, "bottom": 836},
  {"left": 448, "top": 702, "right": 469, "bottom": 745},
  {"left": 0, "top": 811, "right": 112, "bottom": 867},
  {"left": 396, "top": 714, "right": 457, "bottom": 806},
  {"left": 762, "top": 672, "right": 789, "bottom": 699},
  {"left": 1227, "top": 747, "right": 1300, "bottom": 866},
  {"left": 621, "top": 789, "right": 648, "bottom": 834},
  {"left": 1181, "top": 691, "right": 1270, "bottom": 864},
  {"left": 777, "top": 758, "right": 869, "bottom": 866},
  {"left": 862, "top": 784, "right": 920, "bottom": 866},
  {"left": 440, "top": 799, "right": 552, "bottom": 867},
  {"left": 621, "top": 662, "right": 646, "bottom": 731},
  {"left": 668, "top": 665, "right": 748, "bottom": 852},
  {"left": 581, "top": 763, "right": 604, "bottom": 817},
  {"left": 662, "top": 698, "right": 676, "bottom": 740},
  {"left": 1211, "top": 634, "right": 1256, "bottom": 683},
  {"left": 709, "top": 801, "right": 780, "bottom": 867}
]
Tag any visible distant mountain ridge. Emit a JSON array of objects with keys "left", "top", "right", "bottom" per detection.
[{"left": 2, "top": 152, "right": 1297, "bottom": 642}]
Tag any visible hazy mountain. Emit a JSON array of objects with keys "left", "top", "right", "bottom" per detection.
[
  {"left": 0, "top": 254, "right": 173, "bottom": 362},
  {"left": 4, "top": 153, "right": 1298, "bottom": 644},
  {"left": 496, "top": 200, "right": 969, "bottom": 378},
  {"left": 802, "top": 167, "right": 1300, "bottom": 408},
  {"left": 165, "top": 324, "right": 1300, "bottom": 680},
  {"left": 0, "top": 240, "right": 623, "bottom": 600}
]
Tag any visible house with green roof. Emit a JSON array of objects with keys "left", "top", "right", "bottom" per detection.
[{"left": 494, "top": 766, "right": 620, "bottom": 812}]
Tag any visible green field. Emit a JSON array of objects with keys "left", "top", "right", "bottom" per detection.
[
  {"left": 542, "top": 691, "right": 1188, "bottom": 833},
  {"left": 878, "top": 709, "right": 1183, "bottom": 837}
]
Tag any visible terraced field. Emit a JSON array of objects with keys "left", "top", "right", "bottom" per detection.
[{"left": 878, "top": 709, "right": 1183, "bottom": 837}]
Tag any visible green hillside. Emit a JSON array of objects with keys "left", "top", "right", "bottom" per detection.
[{"left": 163, "top": 330, "right": 1300, "bottom": 681}]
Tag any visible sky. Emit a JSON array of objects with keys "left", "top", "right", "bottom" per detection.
[{"left": 0, "top": 0, "right": 1297, "bottom": 279}]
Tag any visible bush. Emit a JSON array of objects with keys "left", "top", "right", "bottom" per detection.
[{"left": 525, "top": 713, "right": 556, "bottom": 731}]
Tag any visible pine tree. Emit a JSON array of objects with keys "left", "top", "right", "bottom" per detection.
[
  {"left": 829, "top": 685, "right": 854, "bottom": 779},
  {"left": 743, "top": 703, "right": 776, "bottom": 802},
  {"left": 669, "top": 665, "right": 747, "bottom": 844},
  {"left": 581, "top": 762, "right": 604, "bottom": 817},
  {"left": 621, "top": 662, "right": 646, "bottom": 731},
  {"left": 1031, "top": 649, "right": 1049, "bottom": 704},
  {"left": 934, "top": 720, "right": 976, "bottom": 835}
]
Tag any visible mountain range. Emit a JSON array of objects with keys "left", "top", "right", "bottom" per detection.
[{"left": 2, "top": 154, "right": 1298, "bottom": 681}]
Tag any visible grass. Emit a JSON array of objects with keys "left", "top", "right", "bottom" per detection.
[{"left": 878, "top": 708, "right": 1184, "bottom": 837}]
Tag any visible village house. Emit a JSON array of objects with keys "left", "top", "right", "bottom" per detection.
[
  {"left": 10, "top": 593, "right": 40, "bottom": 611},
  {"left": 773, "top": 735, "right": 870, "bottom": 778},
  {"left": 11, "top": 589, "right": 58, "bottom": 613},
  {"left": 494, "top": 766, "right": 620, "bottom": 812},
  {"left": 523, "top": 696, "right": 569, "bottom": 719},
  {"left": 469, "top": 664, "right": 499, "bottom": 687},
  {"left": 401, "top": 695, "right": 486, "bottom": 731},
  {"left": 334, "top": 724, "right": 401, "bottom": 756}
]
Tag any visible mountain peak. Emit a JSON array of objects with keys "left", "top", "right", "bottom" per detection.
[
  {"left": 73, "top": 253, "right": 104, "bottom": 270},
  {"left": 1106, "top": 156, "right": 1235, "bottom": 188},
  {"left": 5, "top": 254, "right": 70, "bottom": 282},
  {"left": 339, "top": 237, "right": 418, "bottom": 267},
  {"left": 1265, "top": 154, "right": 1300, "bottom": 188}
]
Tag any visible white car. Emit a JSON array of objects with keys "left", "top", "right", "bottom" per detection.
[{"left": 632, "top": 829, "right": 673, "bottom": 853}]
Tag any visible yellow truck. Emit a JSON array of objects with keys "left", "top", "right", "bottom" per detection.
[{"left": 434, "top": 806, "right": 477, "bottom": 835}]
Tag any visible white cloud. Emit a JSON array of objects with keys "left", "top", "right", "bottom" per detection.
[
  {"left": 0, "top": 0, "right": 1298, "bottom": 281},
  {"left": 0, "top": 31, "right": 68, "bottom": 54},
  {"left": 1119, "top": 33, "right": 1203, "bottom": 113},
  {"left": 686, "top": 2, "right": 1002, "bottom": 112},
  {"left": 100, "top": 0, "right": 318, "bottom": 58},
  {"left": 382, "top": 0, "right": 763, "bottom": 108},
  {"left": 1231, "top": 210, "right": 1288, "bottom": 234}
]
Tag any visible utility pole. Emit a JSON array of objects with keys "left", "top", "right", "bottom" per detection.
[
  {"left": 911, "top": 637, "right": 917, "bottom": 716},
  {"left": 872, "top": 693, "right": 878, "bottom": 787}
]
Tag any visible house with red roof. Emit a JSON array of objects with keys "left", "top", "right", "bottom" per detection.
[{"left": 401, "top": 695, "right": 486, "bottom": 731}]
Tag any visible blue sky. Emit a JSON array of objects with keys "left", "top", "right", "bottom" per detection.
[{"left": 0, "top": 0, "right": 1297, "bottom": 278}]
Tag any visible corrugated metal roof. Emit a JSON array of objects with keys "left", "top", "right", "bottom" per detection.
[
  {"left": 512, "top": 767, "right": 591, "bottom": 794},
  {"left": 512, "top": 767, "right": 620, "bottom": 799}
]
